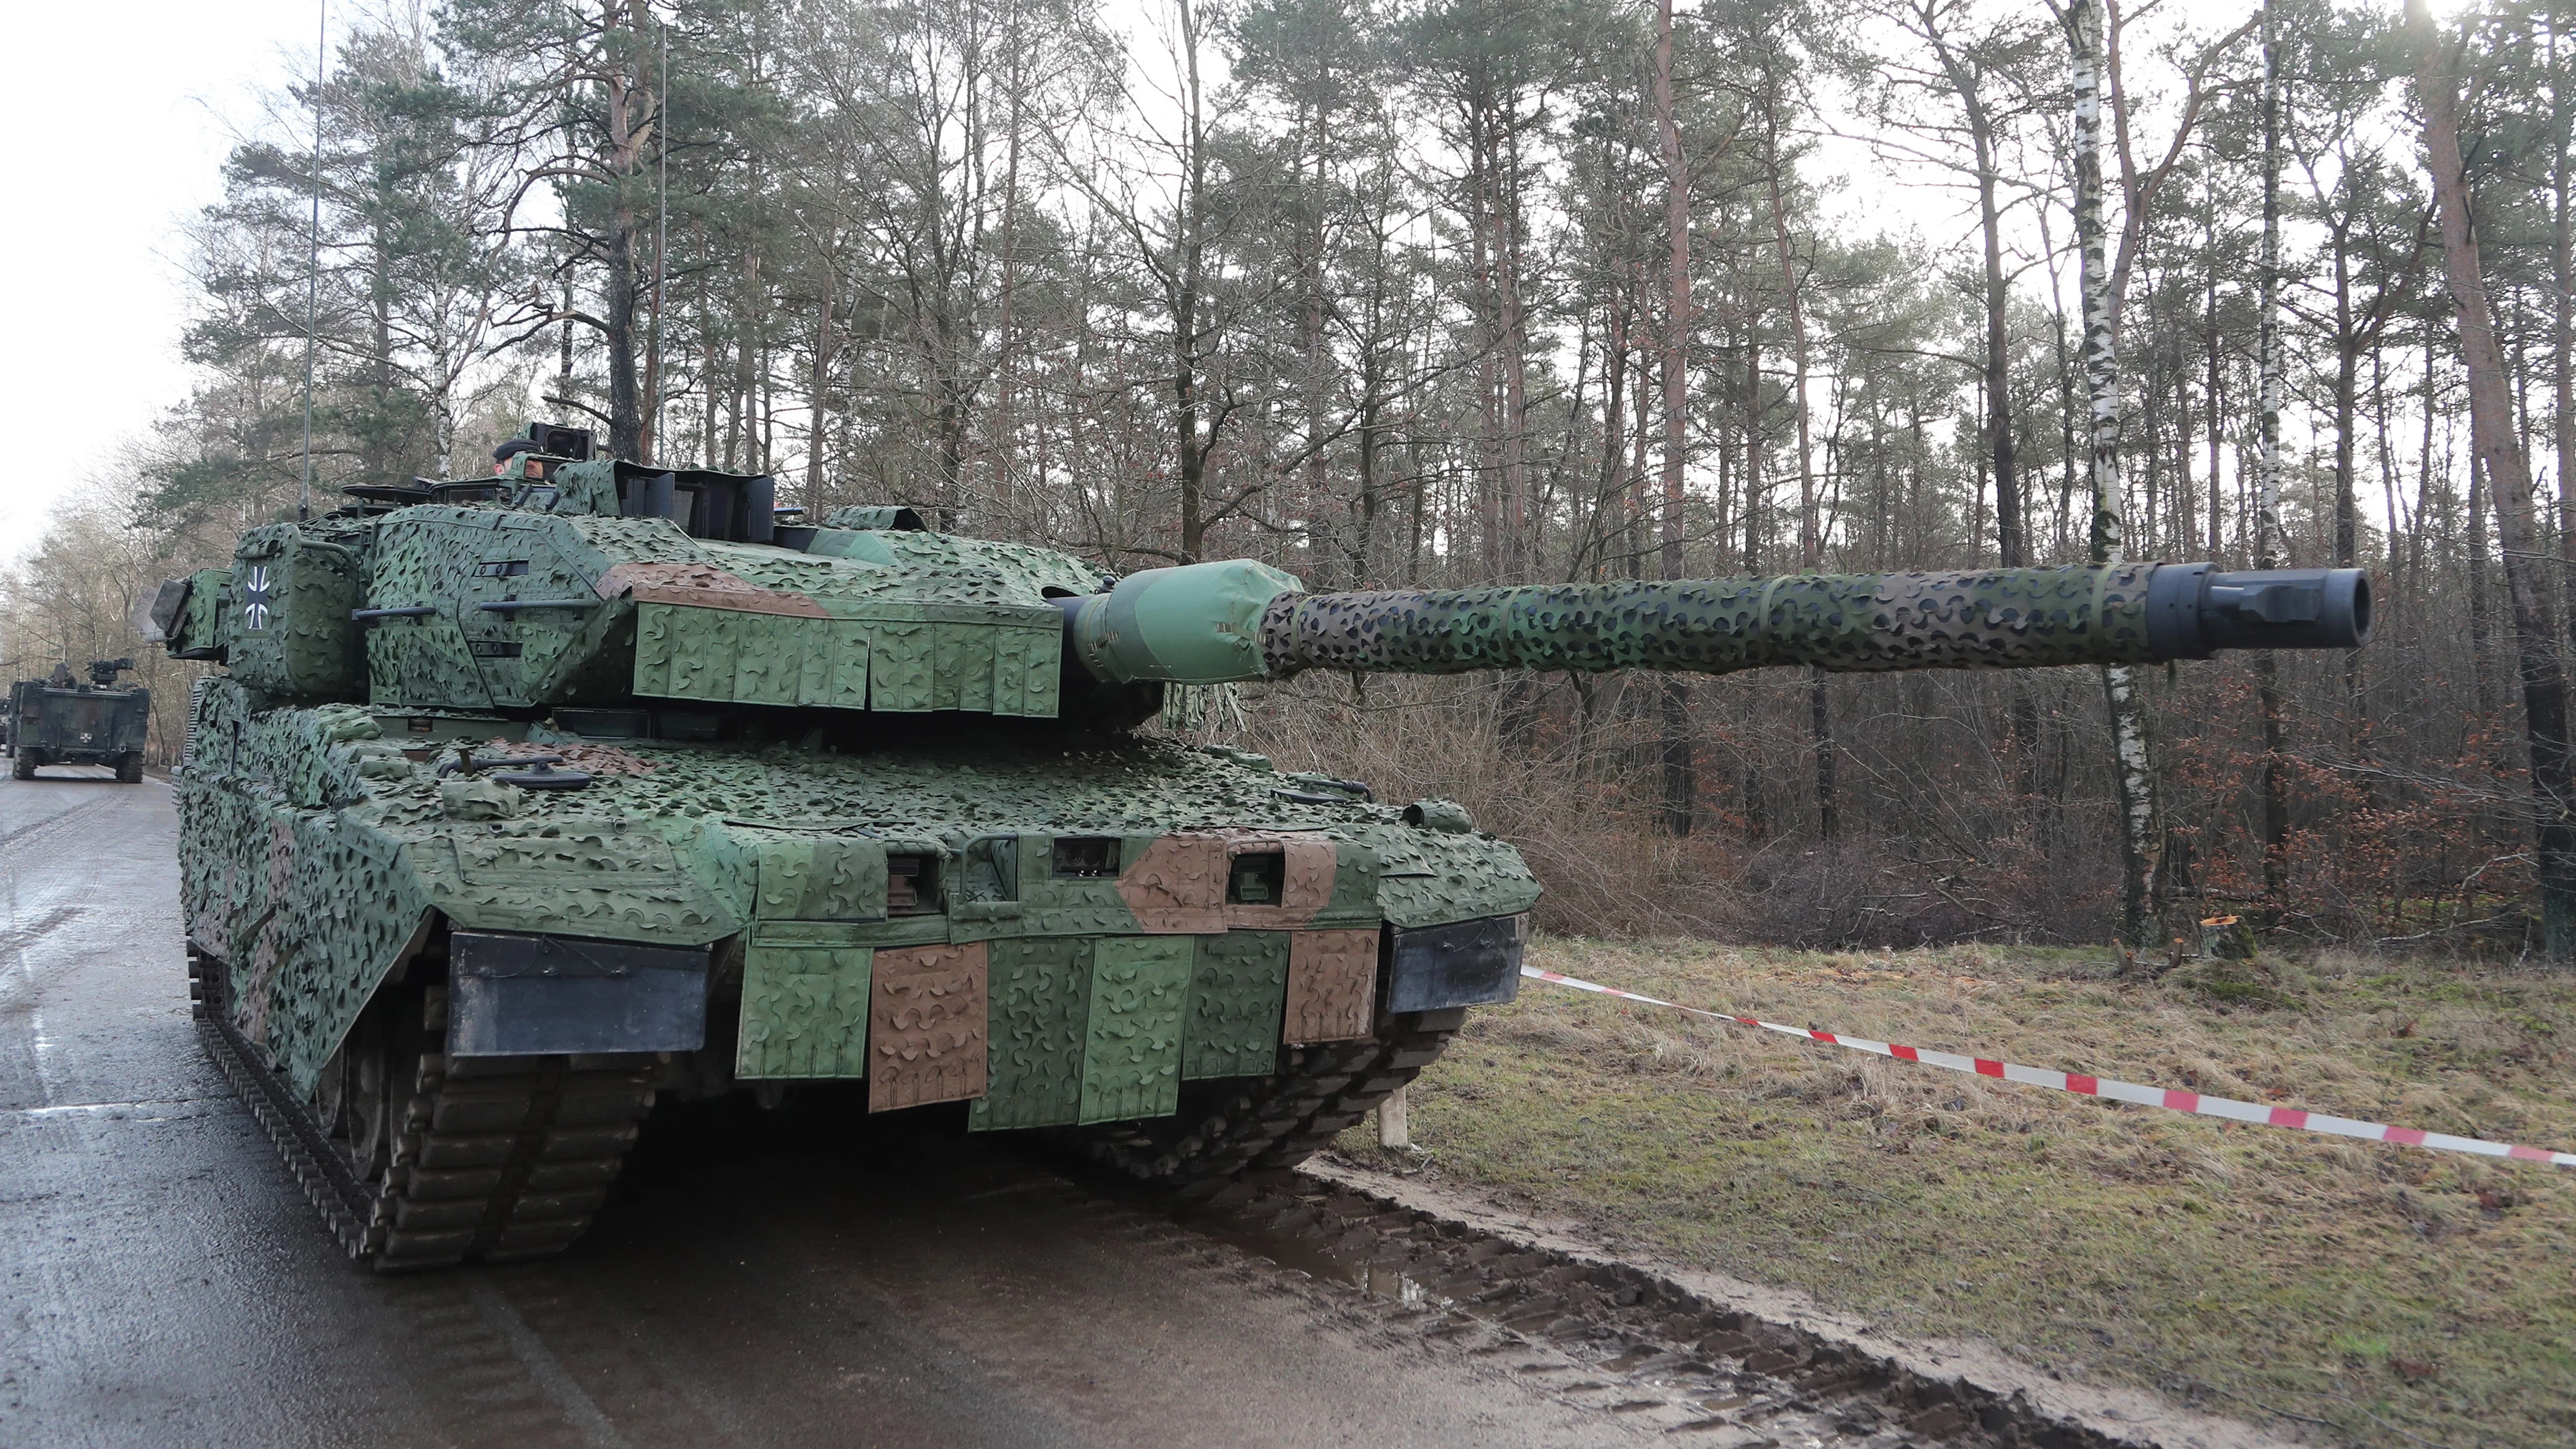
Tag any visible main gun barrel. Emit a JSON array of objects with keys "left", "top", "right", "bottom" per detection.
[{"left": 1063, "top": 560, "right": 2371, "bottom": 686}]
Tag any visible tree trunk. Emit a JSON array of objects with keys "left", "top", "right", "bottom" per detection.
[
  {"left": 1633, "top": 343, "right": 1653, "bottom": 577},
  {"left": 2331, "top": 238, "right": 2367, "bottom": 746},
  {"left": 2058, "top": 282, "right": 2079, "bottom": 558},
  {"left": 1498, "top": 130, "right": 1534, "bottom": 582},
  {"left": 2555, "top": 16, "right": 2575, "bottom": 583},
  {"left": 1302, "top": 101, "right": 1332, "bottom": 584},
  {"left": 1759, "top": 79, "right": 1833, "bottom": 841},
  {"left": 1466, "top": 102, "right": 1503, "bottom": 577},
  {"left": 2332, "top": 253, "right": 2361, "bottom": 568},
  {"left": 2415, "top": 0, "right": 2576, "bottom": 960},
  {"left": 806, "top": 260, "right": 834, "bottom": 511},
  {"left": 1742, "top": 298, "right": 1762, "bottom": 572},
  {"left": 600, "top": 5, "right": 650, "bottom": 464},
  {"left": 1739, "top": 268, "right": 1765, "bottom": 839},
  {"left": 995, "top": 40, "right": 1026, "bottom": 529},
  {"left": 2255, "top": 0, "right": 2291, "bottom": 918},
  {"left": 728, "top": 248, "right": 759, "bottom": 471},
  {"left": 2072, "top": 0, "right": 2159, "bottom": 950},
  {"left": 2469, "top": 448, "right": 2499, "bottom": 724},
  {"left": 1977, "top": 156, "right": 2022, "bottom": 568},
  {"left": 2205, "top": 206, "right": 2224, "bottom": 558},
  {"left": 1655, "top": 0, "right": 1694, "bottom": 836},
  {"left": 1599, "top": 298, "right": 1629, "bottom": 577},
  {"left": 1924, "top": 18, "right": 2021, "bottom": 565},
  {"left": 2173, "top": 338, "right": 2195, "bottom": 564},
  {"left": 1174, "top": 0, "right": 1209, "bottom": 560},
  {"left": 691, "top": 226, "right": 716, "bottom": 469}
]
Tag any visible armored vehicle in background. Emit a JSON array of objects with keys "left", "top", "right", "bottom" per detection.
[
  {"left": 8, "top": 659, "right": 150, "bottom": 782},
  {"left": 148, "top": 421, "right": 2372, "bottom": 1270}
]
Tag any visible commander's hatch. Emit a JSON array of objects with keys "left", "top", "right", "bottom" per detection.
[
  {"left": 340, "top": 479, "right": 436, "bottom": 514},
  {"left": 612, "top": 462, "right": 777, "bottom": 545}
]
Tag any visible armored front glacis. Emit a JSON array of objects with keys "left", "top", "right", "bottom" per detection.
[
  {"left": 8, "top": 660, "right": 150, "bottom": 782},
  {"left": 158, "top": 423, "right": 2369, "bottom": 1270}
]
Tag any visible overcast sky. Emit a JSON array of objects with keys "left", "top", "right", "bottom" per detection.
[{"left": 0, "top": 0, "right": 325, "bottom": 560}]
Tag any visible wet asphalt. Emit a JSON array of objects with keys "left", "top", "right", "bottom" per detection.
[{"left": 0, "top": 772, "right": 1651, "bottom": 1449}]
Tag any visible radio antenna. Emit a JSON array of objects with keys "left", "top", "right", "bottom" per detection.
[
  {"left": 652, "top": 6, "right": 668, "bottom": 464},
  {"left": 297, "top": 0, "right": 327, "bottom": 521}
]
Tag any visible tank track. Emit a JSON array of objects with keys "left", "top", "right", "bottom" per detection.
[
  {"left": 190, "top": 948, "right": 655, "bottom": 1272},
  {"left": 1070, "top": 1015, "right": 1457, "bottom": 1189}
]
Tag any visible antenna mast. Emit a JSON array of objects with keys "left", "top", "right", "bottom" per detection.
[
  {"left": 652, "top": 6, "right": 668, "bottom": 463},
  {"left": 297, "top": 0, "right": 326, "bottom": 520}
]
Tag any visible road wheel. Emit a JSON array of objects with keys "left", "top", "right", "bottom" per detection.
[
  {"left": 343, "top": 1009, "right": 400, "bottom": 1181},
  {"left": 311, "top": 1045, "right": 348, "bottom": 1145},
  {"left": 11, "top": 752, "right": 33, "bottom": 781},
  {"left": 115, "top": 752, "right": 143, "bottom": 784}
]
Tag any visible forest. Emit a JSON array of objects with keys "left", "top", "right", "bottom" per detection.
[{"left": 7, "top": 0, "right": 2570, "bottom": 958}]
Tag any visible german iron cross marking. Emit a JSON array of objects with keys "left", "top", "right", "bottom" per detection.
[{"left": 242, "top": 565, "right": 271, "bottom": 631}]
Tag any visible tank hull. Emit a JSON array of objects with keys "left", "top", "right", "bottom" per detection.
[{"left": 176, "top": 679, "right": 1533, "bottom": 1264}]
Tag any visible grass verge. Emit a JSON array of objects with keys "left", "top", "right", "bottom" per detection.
[{"left": 1336, "top": 938, "right": 2576, "bottom": 1448}]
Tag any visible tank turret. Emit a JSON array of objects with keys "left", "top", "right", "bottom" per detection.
[
  {"left": 147, "top": 453, "right": 1099, "bottom": 720},
  {"left": 150, "top": 470, "right": 2366, "bottom": 725},
  {"left": 152, "top": 424, "right": 2376, "bottom": 1274}
]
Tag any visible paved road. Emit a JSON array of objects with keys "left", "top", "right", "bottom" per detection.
[{"left": 0, "top": 774, "right": 1647, "bottom": 1449}]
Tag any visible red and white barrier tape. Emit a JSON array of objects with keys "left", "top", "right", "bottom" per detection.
[{"left": 1519, "top": 966, "right": 2576, "bottom": 1169}]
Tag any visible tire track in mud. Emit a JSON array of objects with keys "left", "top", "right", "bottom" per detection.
[
  {"left": 1107, "top": 1163, "right": 2284, "bottom": 1449},
  {"left": 0, "top": 903, "right": 93, "bottom": 1108},
  {"left": 0, "top": 787, "right": 122, "bottom": 1088},
  {"left": 0, "top": 794, "right": 117, "bottom": 859},
  {"left": 187, "top": 1088, "right": 2256, "bottom": 1448},
  {"left": 0, "top": 905, "right": 90, "bottom": 962},
  {"left": 363, "top": 1252, "right": 769, "bottom": 1449},
  {"left": 371, "top": 1278, "right": 634, "bottom": 1449}
]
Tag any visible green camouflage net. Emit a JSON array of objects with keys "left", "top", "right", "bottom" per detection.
[{"left": 1257, "top": 565, "right": 2158, "bottom": 678}]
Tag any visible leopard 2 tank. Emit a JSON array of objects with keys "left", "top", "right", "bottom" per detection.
[{"left": 150, "top": 422, "right": 2372, "bottom": 1269}]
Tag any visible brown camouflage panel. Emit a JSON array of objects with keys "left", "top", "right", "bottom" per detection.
[
  {"left": 1283, "top": 929, "right": 1379, "bottom": 1043},
  {"left": 1115, "top": 834, "right": 1230, "bottom": 933},
  {"left": 592, "top": 560, "right": 831, "bottom": 617},
  {"left": 868, "top": 942, "right": 989, "bottom": 1111}
]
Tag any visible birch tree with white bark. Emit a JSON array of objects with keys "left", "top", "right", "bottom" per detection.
[{"left": 2067, "top": 0, "right": 2160, "bottom": 952}]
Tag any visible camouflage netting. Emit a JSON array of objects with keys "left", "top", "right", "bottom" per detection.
[
  {"left": 177, "top": 677, "right": 1538, "bottom": 1098},
  {"left": 1257, "top": 565, "right": 2158, "bottom": 679},
  {"left": 350, "top": 509, "right": 1093, "bottom": 716},
  {"left": 179, "top": 689, "right": 434, "bottom": 1090}
]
